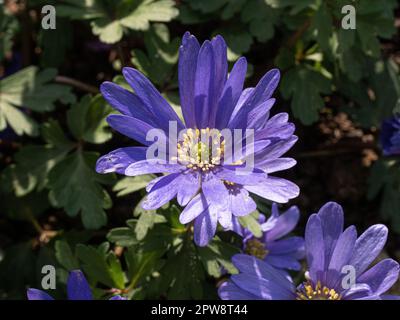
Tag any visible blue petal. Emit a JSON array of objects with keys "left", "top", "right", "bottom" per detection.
[
  {"left": 229, "top": 187, "right": 257, "bottom": 217},
  {"left": 194, "top": 41, "right": 216, "bottom": 128},
  {"left": 96, "top": 147, "right": 147, "bottom": 174},
  {"left": 109, "top": 295, "right": 127, "bottom": 300},
  {"left": 228, "top": 69, "right": 280, "bottom": 130},
  {"left": 179, "top": 32, "right": 200, "bottom": 128},
  {"left": 265, "top": 206, "right": 300, "bottom": 241},
  {"left": 27, "top": 288, "right": 54, "bottom": 300},
  {"left": 357, "top": 258, "right": 399, "bottom": 296},
  {"left": 244, "top": 176, "right": 299, "bottom": 203},
  {"left": 106, "top": 114, "right": 158, "bottom": 146},
  {"left": 67, "top": 270, "right": 93, "bottom": 300},
  {"left": 176, "top": 172, "right": 200, "bottom": 206},
  {"left": 305, "top": 214, "right": 325, "bottom": 283},
  {"left": 142, "top": 173, "right": 183, "bottom": 210},
  {"left": 208, "top": 35, "right": 228, "bottom": 127},
  {"left": 122, "top": 67, "right": 184, "bottom": 131},
  {"left": 179, "top": 193, "right": 208, "bottom": 224},
  {"left": 100, "top": 82, "right": 157, "bottom": 127},
  {"left": 218, "top": 281, "right": 261, "bottom": 300},
  {"left": 317, "top": 202, "right": 344, "bottom": 270},
  {"left": 215, "top": 57, "right": 247, "bottom": 129},
  {"left": 349, "top": 224, "right": 388, "bottom": 276},
  {"left": 193, "top": 208, "right": 218, "bottom": 247},
  {"left": 125, "top": 159, "right": 183, "bottom": 176}
]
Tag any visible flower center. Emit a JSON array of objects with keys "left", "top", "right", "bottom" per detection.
[
  {"left": 296, "top": 281, "right": 341, "bottom": 300},
  {"left": 244, "top": 238, "right": 268, "bottom": 260},
  {"left": 177, "top": 128, "right": 224, "bottom": 172}
]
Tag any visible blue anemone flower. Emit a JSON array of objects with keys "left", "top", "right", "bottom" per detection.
[
  {"left": 27, "top": 270, "right": 124, "bottom": 300},
  {"left": 96, "top": 32, "right": 299, "bottom": 246},
  {"left": 230, "top": 203, "right": 304, "bottom": 271},
  {"left": 381, "top": 115, "right": 400, "bottom": 156},
  {"left": 219, "top": 202, "right": 400, "bottom": 300}
]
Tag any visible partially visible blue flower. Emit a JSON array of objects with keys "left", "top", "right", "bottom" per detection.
[
  {"left": 219, "top": 202, "right": 400, "bottom": 300},
  {"left": 27, "top": 270, "right": 124, "bottom": 300},
  {"left": 381, "top": 115, "right": 400, "bottom": 156},
  {"left": 230, "top": 203, "right": 304, "bottom": 271},
  {"left": 96, "top": 32, "right": 299, "bottom": 247}
]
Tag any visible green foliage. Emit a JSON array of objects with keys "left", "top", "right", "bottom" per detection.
[
  {"left": 1, "top": 0, "right": 400, "bottom": 301},
  {"left": 368, "top": 159, "right": 400, "bottom": 231},
  {"left": 0, "top": 67, "right": 75, "bottom": 135},
  {"left": 56, "top": 0, "right": 179, "bottom": 43}
]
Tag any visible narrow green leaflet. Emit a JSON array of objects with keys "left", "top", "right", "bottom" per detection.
[
  {"left": 48, "top": 151, "right": 112, "bottom": 229},
  {"left": 238, "top": 212, "right": 262, "bottom": 238},
  {"left": 113, "top": 175, "right": 155, "bottom": 197},
  {"left": 134, "top": 200, "right": 167, "bottom": 241},
  {"left": 107, "top": 220, "right": 139, "bottom": 247}
]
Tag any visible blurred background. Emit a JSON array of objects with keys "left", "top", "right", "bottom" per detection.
[{"left": 1, "top": 0, "right": 400, "bottom": 299}]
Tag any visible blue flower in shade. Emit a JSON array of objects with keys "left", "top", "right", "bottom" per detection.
[
  {"left": 219, "top": 202, "right": 400, "bottom": 300},
  {"left": 96, "top": 32, "right": 299, "bottom": 246},
  {"left": 27, "top": 270, "right": 124, "bottom": 300},
  {"left": 381, "top": 115, "right": 400, "bottom": 156},
  {"left": 230, "top": 203, "right": 304, "bottom": 271}
]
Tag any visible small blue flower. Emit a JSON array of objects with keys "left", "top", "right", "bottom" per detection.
[
  {"left": 381, "top": 115, "right": 400, "bottom": 156},
  {"left": 27, "top": 270, "right": 124, "bottom": 300},
  {"left": 219, "top": 202, "right": 400, "bottom": 300},
  {"left": 230, "top": 203, "right": 304, "bottom": 271},
  {"left": 96, "top": 32, "right": 299, "bottom": 247}
]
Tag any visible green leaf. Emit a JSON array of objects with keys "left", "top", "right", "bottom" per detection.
[
  {"left": 67, "top": 94, "right": 113, "bottom": 144},
  {"left": 4, "top": 119, "right": 75, "bottom": 196},
  {"left": 134, "top": 201, "right": 167, "bottom": 241},
  {"left": 76, "top": 244, "right": 125, "bottom": 289},
  {"left": 107, "top": 225, "right": 138, "bottom": 247},
  {"left": 198, "top": 237, "right": 239, "bottom": 277},
  {"left": 0, "top": 66, "right": 75, "bottom": 135},
  {"left": 120, "top": 0, "right": 179, "bottom": 31},
  {"left": 238, "top": 212, "right": 262, "bottom": 238},
  {"left": 218, "top": 27, "right": 253, "bottom": 61},
  {"left": 56, "top": 0, "right": 104, "bottom": 20},
  {"left": 39, "top": 18, "right": 73, "bottom": 68},
  {"left": 162, "top": 242, "right": 205, "bottom": 299},
  {"left": 131, "top": 23, "right": 180, "bottom": 87},
  {"left": 91, "top": 19, "right": 124, "bottom": 44},
  {"left": 113, "top": 175, "right": 155, "bottom": 197},
  {"left": 48, "top": 151, "right": 111, "bottom": 229},
  {"left": 241, "top": 0, "right": 278, "bottom": 42},
  {"left": 311, "top": 2, "right": 332, "bottom": 52},
  {"left": 281, "top": 66, "right": 331, "bottom": 125},
  {"left": 55, "top": 240, "right": 80, "bottom": 271},
  {"left": 0, "top": 9, "right": 19, "bottom": 61},
  {"left": 124, "top": 247, "right": 164, "bottom": 289}
]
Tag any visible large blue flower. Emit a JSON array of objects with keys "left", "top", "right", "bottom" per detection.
[
  {"left": 230, "top": 203, "right": 304, "bottom": 271},
  {"left": 96, "top": 32, "right": 299, "bottom": 246},
  {"left": 27, "top": 270, "right": 124, "bottom": 300},
  {"left": 219, "top": 202, "right": 400, "bottom": 300},
  {"left": 381, "top": 115, "right": 400, "bottom": 156}
]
